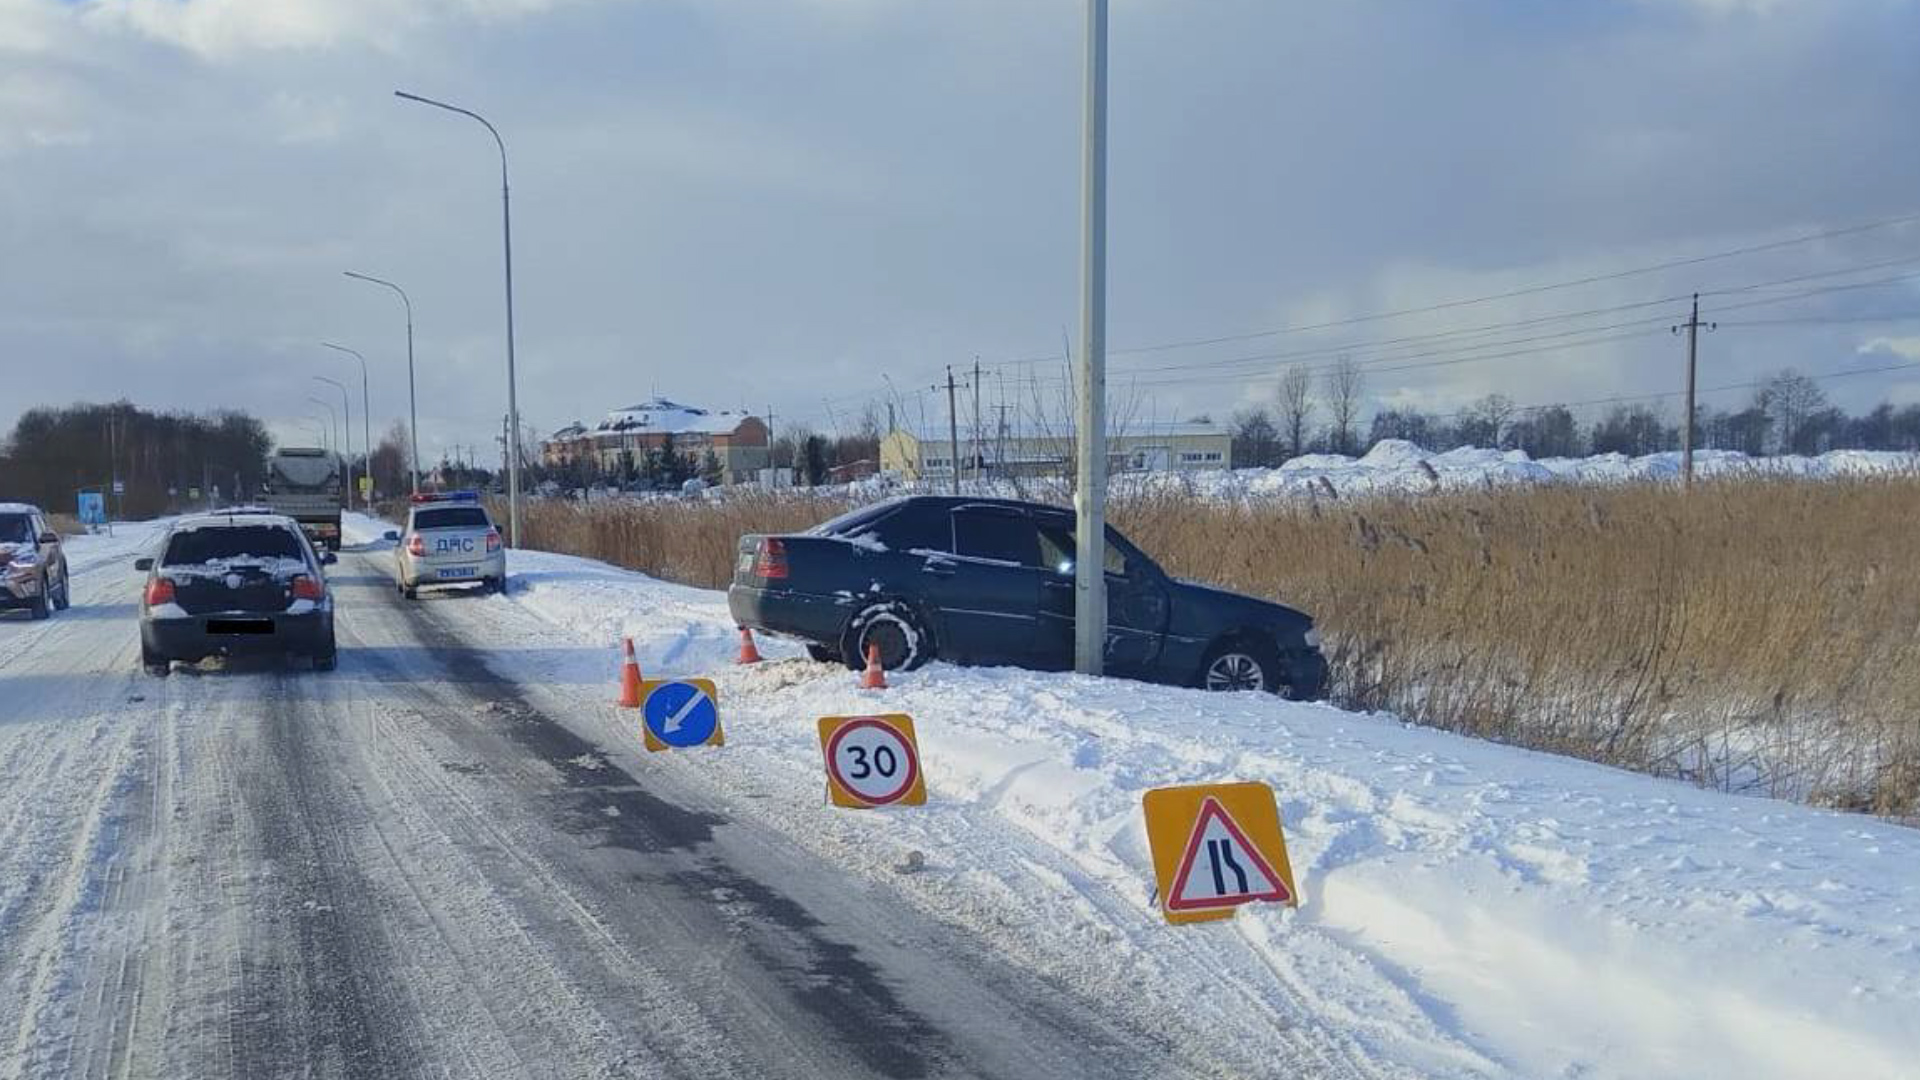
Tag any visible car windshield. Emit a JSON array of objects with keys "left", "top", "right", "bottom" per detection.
[
  {"left": 414, "top": 507, "right": 490, "bottom": 529},
  {"left": 164, "top": 525, "right": 305, "bottom": 566},
  {"left": 0, "top": 514, "right": 33, "bottom": 544}
]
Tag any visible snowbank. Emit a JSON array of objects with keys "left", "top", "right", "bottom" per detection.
[{"left": 342, "top": 513, "right": 1920, "bottom": 1080}]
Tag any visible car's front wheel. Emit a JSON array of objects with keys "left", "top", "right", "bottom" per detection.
[
  {"left": 52, "top": 565, "right": 71, "bottom": 611},
  {"left": 843, "top": 601, "right": 932, "bottom": 672},
  {"left": 1199, "top": 637, "right": 1281, "bottom": 693},
  {"left": 28, "top": 574, "right": 50, "bottom": 620}
]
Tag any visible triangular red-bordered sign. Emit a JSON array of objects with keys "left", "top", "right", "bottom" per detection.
[{"left": 1166, "top": 797, "right": 1292, "bottom": 911}]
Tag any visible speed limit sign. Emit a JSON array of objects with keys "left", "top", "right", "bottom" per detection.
[{"left": 818, "top": 714, "right": 927, "bottom": 808}]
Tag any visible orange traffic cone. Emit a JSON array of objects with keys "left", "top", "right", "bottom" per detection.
[
  {"left": 617, "top": 637, "right": 644, "bottom": 708},
  {"left": 859, "top": 641, "right": 888, "bottom": 690},
  {"left": 736, "top": 626, "right": 764, "bottom": 665}
]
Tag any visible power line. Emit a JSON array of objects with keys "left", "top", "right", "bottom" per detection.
[{"left": 987, "top": 209, "right": 1920, "bottom": 364}]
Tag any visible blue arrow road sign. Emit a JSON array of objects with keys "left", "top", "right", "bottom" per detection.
[{"left": 642, "top": 681, "right": 719, "bottom": 748}]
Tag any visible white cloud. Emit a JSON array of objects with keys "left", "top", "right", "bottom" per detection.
[{"left": 1858, "top": 337, "right": 1920, "bottom": 361}]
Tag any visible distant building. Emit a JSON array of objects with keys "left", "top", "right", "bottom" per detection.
[
  {"left": 540, "top": 399, "right": 770, "bottom": 484},
  {"left": 879, "top": 421, "right": 1231, "bottom": 483}
]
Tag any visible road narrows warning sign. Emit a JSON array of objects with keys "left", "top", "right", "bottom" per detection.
[
  {"left": 1142, "top": 782, "right": 1298, "bottom": 924},
  {"left": 1166, "top": 798, "right": 1289, "bottom": 911},
  {"left": 819, "top": 715, "right": 926, "bottom": 808}
]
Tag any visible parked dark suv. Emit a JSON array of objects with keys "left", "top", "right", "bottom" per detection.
[
  {"left": 136, "top": 513, "right": 338, "bottom": 675},
  {"left": 0, "top": 502, "right": 71, "bottom": 620},
  {"left": 729, "top": 496, "right": 1327, "bottom": 698}
]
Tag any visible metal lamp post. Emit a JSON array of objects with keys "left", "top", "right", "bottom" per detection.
[
  {"left": 320, "top": 343, "right": 372, "bottom": 502},
  {"left": 341, "top": 274, "right": 419, "bottom": 495},
  {"left": 1073, "top": 0, "right": 1110, "bottom": 677},
  {"left": 307, "top": 397, "right": 340, "bottom": 471},
  {"left": 394, "top": 90, "right": 523, "bottom": 547},
  {"left": 313, "top": 375, "right": 354, "bottom": 510}
]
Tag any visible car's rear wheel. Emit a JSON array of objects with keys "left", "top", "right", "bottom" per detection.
[
  {"left": 28, "top": 575, "right": 50, "bottom": 620},
  {"left": 806, "top": 643, "right": 841, "bottom": 665},
  {"left": 843, "top": 602, "right": 931, "bottom": 672},
  {"left": 1200, "top": 637, "right": 1281, "bottom": 693}
]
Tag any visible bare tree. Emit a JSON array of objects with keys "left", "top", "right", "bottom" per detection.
[
  {"left": 1324, "top": 355, "right": 1364, "bottom": 456},
  {"left": 1278, "top": 365, "right": 1315, "bottom": 460},
  {"left": 1757, "top": 369, "right": 1829, "bottom": 455}
]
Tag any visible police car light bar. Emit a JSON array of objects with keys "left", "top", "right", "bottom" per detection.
[{"left": 410, "top": 490, "right": 481, "bottom": 504}]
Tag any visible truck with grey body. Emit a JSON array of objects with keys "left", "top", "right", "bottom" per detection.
[{"left": 262, "top": 448, "right": 344, "bottom": 551}]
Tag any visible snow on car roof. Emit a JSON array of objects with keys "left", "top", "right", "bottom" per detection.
[
  {"left": 170, "top": 513, "right": 300, "bottom": 531},
  {"left": 0, "top": 502, "right": 46, "bottom": 515}
]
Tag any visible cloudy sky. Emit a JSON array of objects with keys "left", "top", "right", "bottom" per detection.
[{"left": 4, "top": 0, "right": 1919, "bottom": 463}]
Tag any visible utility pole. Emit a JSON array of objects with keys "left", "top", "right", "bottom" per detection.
[
  {"left": 1074, "top": 0, "right": 1110, "bottom": 677},
  {"left": 994, "top": 403, "right": 1013, "bottom": 476},
  {"left": 970, "top": 357, "right": 984, "bottom": 483},
  {"left": 1672, "top": 292, "right": 1716, "bottom": 489},
  {"left": 945, "top": 366, "right": 962, "bottom": 496}
]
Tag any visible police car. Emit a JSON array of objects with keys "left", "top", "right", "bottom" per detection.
[{"left": 390, "top": 492, "right": 506, "bottom": 599}]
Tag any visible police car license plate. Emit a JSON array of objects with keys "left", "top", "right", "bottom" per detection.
[{"left": 438, "top": 567, "right": 477, "bottom": 580}]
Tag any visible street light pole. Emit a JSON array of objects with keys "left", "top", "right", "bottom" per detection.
[
  {"left": 342, "top": 273, "right": 418, "bottom": 495},
  {"left": 321, "top": 343, "right": 372, "bottom": 502},
  {"left": 1073, "top": 0, "right": 1110, "bottom": 677},
  {"left": 307, "top": 397, "right": 340, "bottom": 474},
  {"left": 314, "top": 375, "right": 354, "bottom": 511},
  {"left": 394, "top": 90, "right": 523, "bottom": 547}
]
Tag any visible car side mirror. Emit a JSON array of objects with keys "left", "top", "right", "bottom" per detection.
[
  {"left": 320, "top": 551, "right": 338, "bottom": 565},
  {"left": 38, "top": 531, "right": 59, "bottom": 545},
  {"left": 383, "top": 530, "right": 400, "bottom": 542},
  {"left": 134, "top": 557, "right": 153, "bottom": 572}
]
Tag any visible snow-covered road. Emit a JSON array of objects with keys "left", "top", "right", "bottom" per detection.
[
  {"left": 4, "top": 519, "right": 1917, "bottom": 1080},
  {"left": 0, "top": 526, "right": 1271, "bottom": 1079}
]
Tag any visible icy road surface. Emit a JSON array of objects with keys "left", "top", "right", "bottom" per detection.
[
  {"left": 0, "top": 524, "right": 1288, "bottom": 1079},
  {"left": 4, "top": 517, "right": 1917, "bottom": 1080}
]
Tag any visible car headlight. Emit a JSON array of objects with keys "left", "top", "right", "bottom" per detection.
[
  {"left": 1303, "top": 627, "right": 1321, "bottom": 649},
  {"left": 8, "top": 553, "right": 38, "bottom": 570}
]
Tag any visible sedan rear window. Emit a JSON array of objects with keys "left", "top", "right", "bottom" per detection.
[
  {"left": 414, "top": 507, "right": 491, "bottom": 529},
  {"left": 165, "top": 526, "right": 305, "bottom": 566}
]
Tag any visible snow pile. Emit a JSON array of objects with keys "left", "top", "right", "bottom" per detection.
[
  {"left": 342, "top": 513, "right": 1920, "bottom": 1080},
  {"left": 782, "top": 441, "right": 1920, "bottom": 505}
]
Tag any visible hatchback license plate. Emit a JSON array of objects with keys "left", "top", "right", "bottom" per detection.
[
  {"left": 438, "top": 567, "right": 477, "bottom": 580},
  {"left": 207, "top": 618, "right": 273, "bottom": 635}
]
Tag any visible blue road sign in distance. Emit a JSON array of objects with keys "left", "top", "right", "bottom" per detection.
[{"left": 642, "top": 680, "right": 719, "bottom": 748}]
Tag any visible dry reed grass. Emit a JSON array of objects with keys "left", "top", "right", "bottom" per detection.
[{"left": 497, "top": 477, "right": 1920, "bottom": 816}]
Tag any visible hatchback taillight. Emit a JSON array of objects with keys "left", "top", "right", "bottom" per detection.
[
  {"left": 485, "top": 529, "right": 501, "bottom": 553},
  {"left": 291, "top": 575, "right": 325, "bottom": 601},
  {"left": 144, "top": 578, "right": 175, "bottom": 606},
  {"left": 407, "top": 534, "right": 426, "bottom": 557},
  {"left": 754, "top": 538, "right": 788, "bottom": 579}
]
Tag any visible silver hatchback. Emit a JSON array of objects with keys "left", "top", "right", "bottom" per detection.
[{"left": 391, "top": 493, "right": 506, "bottom": 599}]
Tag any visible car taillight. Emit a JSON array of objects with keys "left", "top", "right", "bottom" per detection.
[
  {"left": 291, "top": 575, "right": 326, "bottom": 601},
  {"left": 407, "top": 534, "right": 426, "bottom": 557},
  {"left": 144, "top": 578, "right": 175, "bottom": 606},
  {"left": 485, "top": 529, "right": 501, "bottom": 553},
  {"left": 754, "top": 538, "right": 788, "bottom": 579}
]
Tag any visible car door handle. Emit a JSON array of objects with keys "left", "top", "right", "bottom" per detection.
[{"left": 922, "top": 562, "right": 956, "bottom": 577}]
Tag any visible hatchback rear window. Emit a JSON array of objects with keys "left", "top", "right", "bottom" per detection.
[
  {"left": 414, "top": 507, "right": 491, "bottom": 529},
  {"left": 165, "top": 526, "right": 305, "bottom": 565}
]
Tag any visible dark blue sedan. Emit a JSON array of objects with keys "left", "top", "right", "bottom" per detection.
[{"left": 728, "top": 496, "right": 1327, "bottom": 698}]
